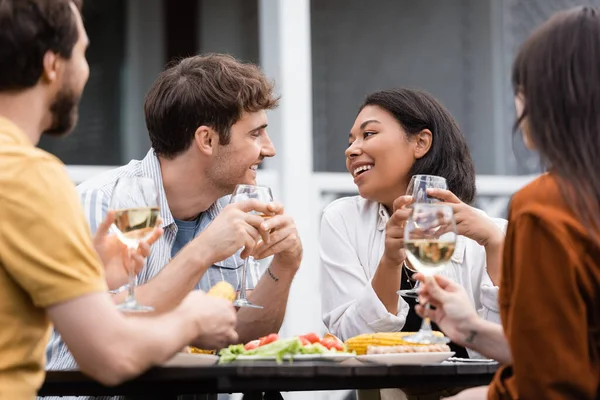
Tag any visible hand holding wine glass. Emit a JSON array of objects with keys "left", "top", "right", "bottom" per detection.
[
  {"left": 110, "top": 177, "right": 161, "bottom": 312},
  {"left": 93, "top": 210, "right": 163, "bottom": 291},
  {"left": 402, "top": 203, "right": 457, "bottom": 344},
  {"left": 397, "top": 174, "right": 448, "bottom": 298},
  {"left": 228, "top": 184, "right": 274, "bottom": 309}
]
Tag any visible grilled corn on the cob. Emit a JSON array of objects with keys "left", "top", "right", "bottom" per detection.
[{"left": 344, "top": 332, "right": 445, "bottom": 355}]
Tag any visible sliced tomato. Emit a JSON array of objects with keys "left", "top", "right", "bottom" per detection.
[
  {"left": 244, "top": 340, "right": 260, "bottom": 351},
  {"left": 299, "top": 337, "right": 311, "bottom": 346},
  {"left": 320, "top": 338, "right": 344, "bottom": 351},
  {"left": 258, "top": 333, "right": 279, "bottom": 346},
  {"left": 299, "top": 332, "right": 321, "bottom": 344}
]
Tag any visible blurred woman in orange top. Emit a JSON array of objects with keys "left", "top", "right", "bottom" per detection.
[{"left": 414, "top": 6, "right": 600, "bottom": 400}]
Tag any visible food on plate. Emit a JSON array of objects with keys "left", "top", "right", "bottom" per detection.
[
  {"left": 367, "top": 343, "right": 450, "bottom": 354},
  {"left": 207, "top": 281, "right": 236, "bottom": 302},
  {"left": 183, "top": 346, "right": 216, "bottom": 355},
  {"left": 219, "top": 332, "right": 354, "bottom": 364},
  {"left": 345, "top": 331, "right": 446, "bottom": 355}
]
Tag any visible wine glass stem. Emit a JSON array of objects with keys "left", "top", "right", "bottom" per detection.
[
  {"left": 238, "top": 256, "right": 251, "bottom": 300},
  {"left": 125, "top": 246, "right": 137, "bottom": 304},
  {"left": 420, "top": 303, "right": 434, "bottom": 333}
]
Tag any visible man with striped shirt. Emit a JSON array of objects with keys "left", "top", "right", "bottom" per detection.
[{"left": 44, "top": 54, "right": 303, "bottom": 398}]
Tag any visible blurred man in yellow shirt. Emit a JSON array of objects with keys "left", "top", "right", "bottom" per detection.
[{"left": 0, "top": 1, "right": 249, "bottom": 398}]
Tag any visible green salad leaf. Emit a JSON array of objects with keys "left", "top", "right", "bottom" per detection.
[{"left": 218, "top": 337, "right": 354, "bottom": 364}]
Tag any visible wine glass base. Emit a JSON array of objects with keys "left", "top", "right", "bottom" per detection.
[
  {"left": 233, "top": 299, "right": 263, "bottom": 309},
  {"left": 117, "top": 302, "right": 154, "bottom": 313},
  {"left": 403, "top": 331, "right": 451, "bottom": 345}
]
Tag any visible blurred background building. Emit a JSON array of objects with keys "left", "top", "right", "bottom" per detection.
[{"left": 44, "top": 0, "right": 596, "bottom": 397}]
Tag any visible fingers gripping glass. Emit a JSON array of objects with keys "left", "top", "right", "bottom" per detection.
[
  {"left": 110, "top": 177, "right": 160, "bottom": 313},
  {"left": 402, "top": 204, "right": 457, "bottom": 345},
  {"left": 228, "top": 184, "right": 273, "bottom": 309},
  {"left": 398, "top": 175, "right": 448, "bottom": 298}
]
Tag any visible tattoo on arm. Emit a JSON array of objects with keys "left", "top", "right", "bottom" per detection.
[{"left": 266, "top": 267, "right": 279, "bottom": 282}]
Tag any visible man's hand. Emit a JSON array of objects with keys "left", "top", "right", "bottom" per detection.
[
  {"left": 93, "top": 211, "right": 163, "bottom": 290},
  {"left": 380, "top": 195, "right": 413, "bottom": 267},
  {"left": 414, "top": 272, "right": 480, "bottom": 347},
  {"left": 192, "top": 199, "right": 274, "bottom": 265},
  {"left": 178, "top": 291, "right": 239, "bottom": 350},
  {"left": 251, "top": 202, "right": 302, "bottom": 270}
]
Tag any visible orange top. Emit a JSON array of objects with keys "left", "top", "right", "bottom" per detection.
[{"left": 489, "top": 173, "right": 600, "bottom": 399}]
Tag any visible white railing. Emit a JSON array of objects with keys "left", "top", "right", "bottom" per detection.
[{"left": 66, "top": 165, "right": 537, "bottom": 228}]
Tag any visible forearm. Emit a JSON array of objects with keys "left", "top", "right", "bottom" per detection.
[
  {"left": 105, "top": 311, "right": 198, "bottom": 379},
  {"left": 484, "top": 233, "right": 504, "bottom": 286},
  {"left": 236, "top": 261, "right": 297, "bottom": 343},
  {"left": 456, "top": 317, "right": 512, "bottom": 364},
  {"left": 111, "top": 246, "right": 210, "bottom": 312},
  {"left": 52, "top": 294, "right": 199, "bottom": 386},
  {"left": 371, "top": 256, "right": 402, "bottom": 314}
]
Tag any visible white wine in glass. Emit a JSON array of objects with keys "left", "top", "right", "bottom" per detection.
[
  {"left": 398, "top": 174, "right": 448, "bottom": 298},
  {"left": 110, "top": 177, "right": 160, "bottom": 313},
  {"left": 113, "top": 207, "right": 160, "bottom": 249},
  {"left": 403, "top": 203, "right": 457, "bottom": 345}
]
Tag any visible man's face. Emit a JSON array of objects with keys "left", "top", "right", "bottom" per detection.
[
  {"left": 207, "top": 110, "right": 276, "bottom": 194},
  {"left": 44, "top": 2, "right": 90, "bottom": 137}
]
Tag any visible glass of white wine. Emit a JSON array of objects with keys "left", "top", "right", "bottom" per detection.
[
  {"left": 398, "top": 174, "right": 448, "bottom": 298},
  {"left": 110, "top": 177, "right": 160, "bottom": 312},
  {"left": 402, "top": 203, "right": 457, "bottom": 344},
  {"left": 229, "top": 184, "right": 273, "bottom": 309}
]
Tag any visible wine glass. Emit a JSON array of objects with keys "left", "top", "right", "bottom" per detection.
[
  {"left": 228, "top": 184, "right": 273, "bottom": 309},
  {"left": 110, "top": 177, "right": 160, "bottom": 312},
  {"left": 405, "top": 174, "right": 448, "bottom": 204},
  {"left": 398, "top": 175, "right": 448, "bottom": 298},
  {"left": 402, "top": 203, "right": 457, "bottom": 344}
]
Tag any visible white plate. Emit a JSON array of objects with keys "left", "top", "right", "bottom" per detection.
[
  {"left": 357, "top": 351, "right": 454, "bottom": 365},
  {"left": 235, "top": 353, "right": 355, "bottom": 362},
  {"left": 163, "top": 352, "right": 219, "bottom": 367}
]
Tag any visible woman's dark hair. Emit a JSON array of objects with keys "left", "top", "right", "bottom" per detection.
[
  {"left": 512, "top": 6, "right": 600, "bottom": 241},
  {"left": 145, "top": 53, "right": 279, "bottom": 159},
  {"left": 0, "top": 0, "right": 83, "bottom": 90},
  {"left": 359, "top": 88, "right": 477, "bottom": 204}
]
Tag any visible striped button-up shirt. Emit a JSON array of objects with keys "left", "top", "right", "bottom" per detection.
[{"left": 42, "top": 149, "right": 261, "bottom": 400}]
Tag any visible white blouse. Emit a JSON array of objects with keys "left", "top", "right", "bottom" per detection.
[{"left": 320, "top": 195, "right": 507, "bottom": 342}]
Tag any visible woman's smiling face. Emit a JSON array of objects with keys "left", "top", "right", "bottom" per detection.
[{"left": 346, "top": 105, "right": 419, "bottom": 207}]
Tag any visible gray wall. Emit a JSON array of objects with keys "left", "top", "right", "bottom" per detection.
[
  {"left": 311, "top": 0, "right": 600, "bottom": 175},
  {"left": 311, "top": 0, "right": 501, "bottom": 174}
]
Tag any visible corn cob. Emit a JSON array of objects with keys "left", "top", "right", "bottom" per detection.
[
  {"left": 185, "top": 281, "right": 237, "bottom": 355},
  {"left": 207, "top": 281, "right": 236, "bottom": 302},
  {"left": 344, "top": 332, "right": 445, "bottom": 355}
]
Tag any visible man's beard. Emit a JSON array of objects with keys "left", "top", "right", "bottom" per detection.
[{"left": 43, "top": 87, "right": 80, "bottom": 137}]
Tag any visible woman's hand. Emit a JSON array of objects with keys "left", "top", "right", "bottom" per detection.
[
  {"left": 414, "top": 272, "right": 480, "bottom": 347},
  {"left": 381, "top": 195, "right": 413, "bottom": 267},
  {"left": 93, "top": 211, "right": 163, "bottom": 290},
  {"left": 426, "top": 188, "right": 504, "bottom": 247}
]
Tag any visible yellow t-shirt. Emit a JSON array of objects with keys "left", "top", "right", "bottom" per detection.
[{"left": 0, "top": 117, "right": 107, "bottom": 399}]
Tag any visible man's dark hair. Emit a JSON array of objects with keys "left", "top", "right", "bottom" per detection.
[
  {"left": 0, "top": 0, "right": 83, "bottom": 90},
  {"left": 145, "top": 53, "right": 280, "bottom": 158},
  {"left": 360, "top": 88, "right": 477, "bottom": 204}
]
